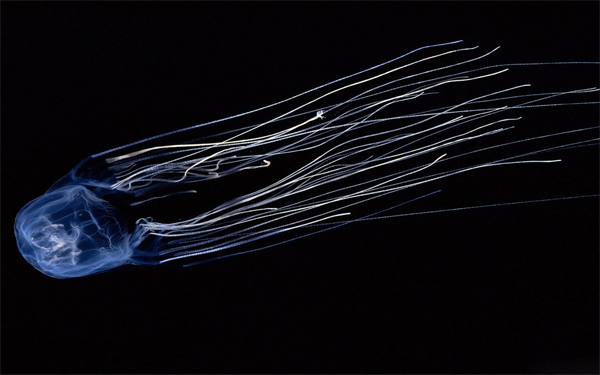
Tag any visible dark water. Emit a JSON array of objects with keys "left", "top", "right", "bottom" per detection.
[{"left": 2, "top": 2, "right": 598, "bottom": 373}]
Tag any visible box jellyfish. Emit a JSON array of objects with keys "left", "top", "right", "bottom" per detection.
[{"left": 14, "top": 41, "right": 599, "bottom": 279}]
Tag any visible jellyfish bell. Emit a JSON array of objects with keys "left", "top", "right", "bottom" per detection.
[
  {"left": 14, "top": 184, "right": 133, "bottom": 279},
  {"left": 14, "top": 41, "right": 599, "bottom": 279},
  {"left": 14, "top": 160, "right": 165, "bottom": 279}
]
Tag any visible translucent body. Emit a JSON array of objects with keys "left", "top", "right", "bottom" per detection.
[
  {"left": 14, "top": 185, "right": 134, "bottom": 278},
  {"left": 13, "top": 41, "right": 599, "bottom": 278}
]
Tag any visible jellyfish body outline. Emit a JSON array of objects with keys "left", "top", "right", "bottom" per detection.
[{"left": 13, "top": 41, "right": 600, "bottom": 278}]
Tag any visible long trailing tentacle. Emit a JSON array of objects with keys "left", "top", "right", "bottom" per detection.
[{"left": 94, "top": 41, "right": 598, "bottom": 264}]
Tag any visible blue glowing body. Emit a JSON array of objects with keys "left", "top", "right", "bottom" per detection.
[{"left": 15, "top": 184, "right": 134, "bottom": 278}]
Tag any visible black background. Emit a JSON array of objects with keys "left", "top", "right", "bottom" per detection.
[{"left": 2, "top": 2, "right": 599, "bottom": 374}]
